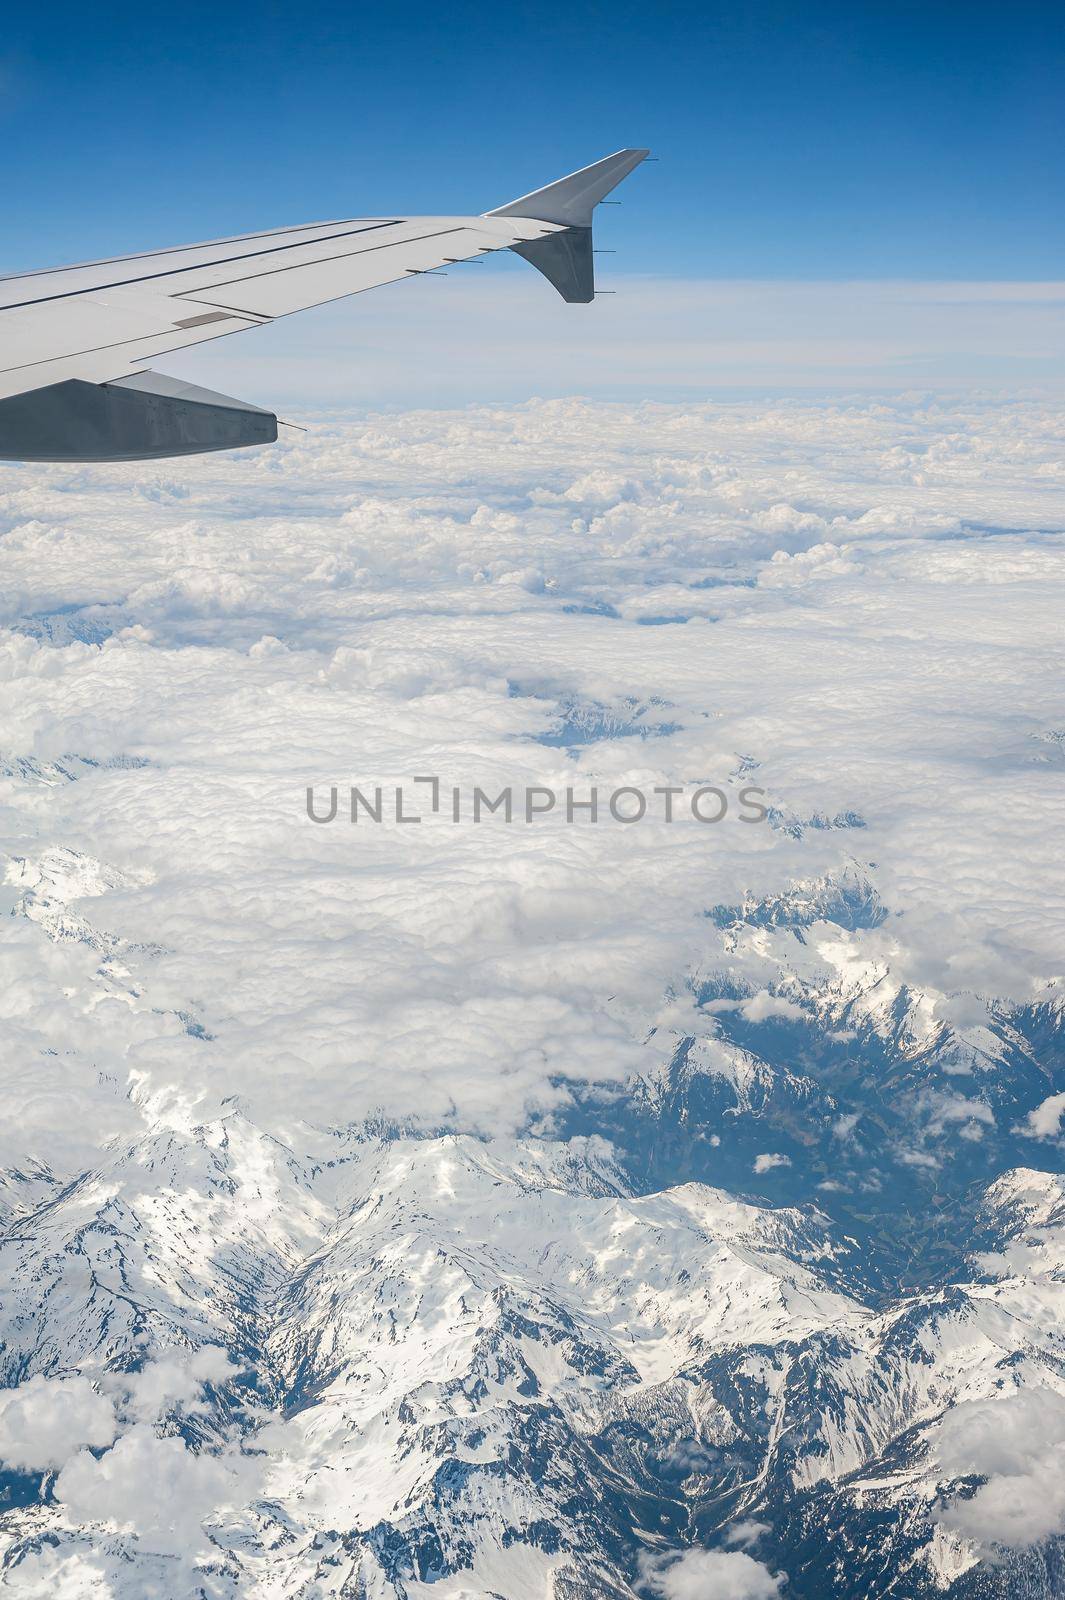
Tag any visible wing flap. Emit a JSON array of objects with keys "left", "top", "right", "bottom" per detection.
[{"left": 0, "top": 293, "right": 261, "bottom": 403}]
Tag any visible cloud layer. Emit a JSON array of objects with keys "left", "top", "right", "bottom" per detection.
[{"left": 0, "top": 395, "right": 1063, "bottom": 1173}]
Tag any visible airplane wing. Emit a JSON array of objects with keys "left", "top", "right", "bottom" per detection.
[{"left": 0, "top": 148, "right": 648, "bottom": 462}]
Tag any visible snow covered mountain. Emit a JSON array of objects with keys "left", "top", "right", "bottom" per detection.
[
  {"left": 1, "top": 841, "right": 1063, "bottom": 1595},
  {"left": 0, "top": 1091, "right": 1063, "bottom": 1598}
]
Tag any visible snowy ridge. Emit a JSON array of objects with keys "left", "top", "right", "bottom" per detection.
[{"left": 0, "top": 1114, "right": 1062, "bottom": 1596}]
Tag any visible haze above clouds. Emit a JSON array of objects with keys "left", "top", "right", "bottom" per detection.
[{"left": 161, "top": 276, "right": 1065, "bottom": 410}]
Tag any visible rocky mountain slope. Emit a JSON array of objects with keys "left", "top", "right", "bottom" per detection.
[{"left": 0, "top": 1095, "right": 1062, "bottom": 1598}]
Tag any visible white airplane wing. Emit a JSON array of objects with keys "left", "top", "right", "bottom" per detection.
[{"left": 0, "top": 149, "right": 648, "bottom": 462}]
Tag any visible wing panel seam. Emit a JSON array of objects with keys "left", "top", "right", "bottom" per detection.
[
  {"left": 175, "top": 226, "right": 475, "bottom": 298},
  {"left": 0, "top": 221, "right": 405, "bottom": 311},
  {"left": 0, "top": 219, "right": 365, "bottom": 283}
]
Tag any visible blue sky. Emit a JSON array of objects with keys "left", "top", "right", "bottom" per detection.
[{"left": 2, "top": 0, "right": 1062, "bottom": 281}]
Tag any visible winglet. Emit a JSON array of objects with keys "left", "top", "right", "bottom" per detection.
[
  {"left": 486, "top": 149, "right": 649, "bottom": 303},
  {"left": 486, "top": 148, "right": 650, "bottom": 228}
]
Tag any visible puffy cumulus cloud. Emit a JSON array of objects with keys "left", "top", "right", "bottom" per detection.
[
  {"left": 54, "top": 1426, "right": 250, "bottom": 1558},
  {"left": 0, "top": 1351, "right": 253, "bottom": 1566},
  {"left": 936, "top": 1388, "right": 1065, "bottom": 1548},
  {"left": 753, "top": 1153, "right": 791, "bottom": 1175},
  {"left": 1017, "top": 1092, "right": 1065, "bottom": 1140},
  {"left": 0, "top": 396, "right": 1064, "bottom": 1169},
  {"left": 923, "top": 1094, "right": 996, "bottom": 1141},
  {"left": 0, "top": 1347, "right": 243, "bottom": 1570},
  {"left": 105, "top": 1345, "right": 237, "bottom": 1423},
  {"left": 725, "top": 1519, "right": 771, "bottom": 1548},
  {"left": 931, "top": 993, "right": 991, "bottom": 1031},
  {"left": 641, "top": 1547, "right": 784, "bottom": 1599},
  {"left": 0, "top": 1375, "right": 117, "bottom": 1471},
  {"left": 739, "top": 991, "right": 806, "bottom": 1024}
]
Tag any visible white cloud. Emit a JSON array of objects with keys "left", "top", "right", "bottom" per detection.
[
  {"left": 753, "top": 1153, "right": 791, "bottom": 1175},
  {"left": 725, "top": 1520, "right": 771, "bottom": 1548},
  {"left": 0, "top": 1348, "right": 245, "bottom": 1571},
  {"left": 105, "top": 1345, "right": 237, "bottom": 1422},
  {"left": 1018, "top": 1091, "right": 1065, "bottom": 1140},
  {"left": 899, "top": 1149, "right": 940, "bottom": 1169},
  {"left": 740, "top": 991, "right": 806, "bottom": 1024},
  {"left": 641, "top": 1547, "right": 784, "bottom": 1600},
  {"left": 931, "top": 993, "right": 990, "bottom": 1030},
  {"left": 936, "top": 1388, "right": 1065, "bottom": 1548},
  {"left": 54, "top": 1426, "right": 248, "bottom": 1558},
  {"left": 924, "top": 1094, "right": 996, "bottom": 1141},
  {"left": 0, "top": 395, "right": 1063, "bottom": 1171},
  {"left": 0, "top": 1548, "right": 119, "bottom": 1599},
  {"left": 0, "top": 1376, "right": 116, "bottom": 1471}
]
